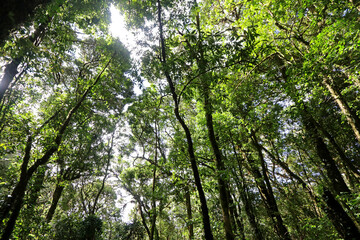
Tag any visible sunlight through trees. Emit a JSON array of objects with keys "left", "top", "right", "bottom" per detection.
[{"left": 0, "top": 0, "right": 360, "bottom": 239}]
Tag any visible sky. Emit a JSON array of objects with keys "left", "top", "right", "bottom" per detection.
[
  {"left": 109, "top": 5, "right": 150, "bottom": 95},
  {"left": 109, "top": 5, "right": 135, "bottom": 48}
]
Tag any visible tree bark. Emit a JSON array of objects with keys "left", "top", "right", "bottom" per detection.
[
  {"left": 192, "top": 4, "right": 234, "bottom": 237},
  {"left": 249, "top": 132, "right": 291, "bottom": 240},
  {"left": 138, "top": 203, "right": 151, "bottom": 238},
  {"left": 322, "top": 189, "right": 360, "bottom": 239},
  {"left": 230, "top": 136, "right": 263, "bottom": 240},
  {"left": 313, "top": 117, "right": 360, "bottom": 180},
  {"left": 261, "top": 143, "right": 322, "bottom": 217},
  {"left": 264, "top": 144, "right": 360, "bottom": 237},
  {"left": 46, "top": 164, "right": 81, "bottom": 222},
  {"left": 0, "top": 59, "right": 21, "bottom": 104},
  {"left": 269, "top": 11, "right": 360, "bottom": 144},
  {"left": 17, "top": 167, "right": 46, "bottom": 238},
  {"left": 46, "top": 183, "right": 65, "bottom": 222},
  {"left": 0, "top": 135, "right": 32, "bottom": 222},
  {"left": 150, "top": 133, "right": 158, "bottom": 240},
  {"left": 156, "top": 1, "right": 213, "bottom": 239},
  {"left": 25, "top": 167, "right": 46, "bottom": 207},
  {"left": 0, "top": 183, "right": 28, "bottom": 240},
  {"left": 277, "top": 59, "right": 352, "bottom": 195},
  {"left": 203, "top": 87, "right": 234, "bottom": 240},
  {"left": 302, "top": 111, "right": 351, "bottom": 196},
  {"left": 228, "top": 192, "right": 245, "bottom": 240},
  {"left": 184, "top": 186, "right": 194, "bottom": 240},
  {"left": 276, "top": 55, "right": 360, "bottom": 238},
  {"left": 0, "top": 19, "right": 48, "bottom": 104},
  {"left": 323, "top": 76, "right": 360, "bottom": 144}
]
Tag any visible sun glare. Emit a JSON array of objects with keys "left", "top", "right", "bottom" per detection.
[{"left": 109, "top": 5, "right": 135, "bottom": 49}]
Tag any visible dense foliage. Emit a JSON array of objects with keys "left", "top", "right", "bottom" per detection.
[{"left": 0, "top": 0, "right": 359, "bottom": 239}]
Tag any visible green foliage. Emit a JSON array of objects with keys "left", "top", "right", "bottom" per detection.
[
  {"left": 1, "top": 0, "right": 360, "bottom": 239},
  {"left": 53, "top": 215, "right": 102, "bottom": 240},
  {"left": 113, "top": 220, "right": 146, "bottom": 240},
  {"left": 54, "top": 215, "right": 84, "bottom": 240}
]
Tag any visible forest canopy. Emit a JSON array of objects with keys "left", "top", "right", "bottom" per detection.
[{"left": 0, "top": 0, "right": 360, "bottom": 239}]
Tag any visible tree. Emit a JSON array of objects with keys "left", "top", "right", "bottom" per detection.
[{"left": 0, "top": 32, "right": 132, "bottom": 239}]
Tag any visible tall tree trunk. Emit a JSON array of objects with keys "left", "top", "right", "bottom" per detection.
[
  {"left": 25, "top": 167, "right": 46, "bottom": 207},
  {"left": 277, "top": 56, "right": 360, "bottom": 237},
  {"left": 322, "top": 76, "right": 360, "bottom": 144},
  {"left": 17, "top": 167, "right": 46, "bottom": 239},
  {"left": 260, "top": 143, "right": 322, "bottom": 217},
  {"left": 231, "top": 165, "right": 263, "bottom": 240},
  {"left": 249, "top": 132, "right": 291, "bottom": 240},
  {"left": 322, "top": 189, "right": 360, "bottom": 239},
  {"left": 0, "top": 135, "right": 33, "bottom": 222},
  {"left": 156, "top": 1, "right": 213, "bottom": 239},
  {"left": 0, "top": 59, "right": 21, "bottom": 104},
  {"left": 138, "top": 203, "right": 151, "bottom": 238},
  {"left": 313, "top": 117, "right": 360, "bottom": 180},
  {"left": 150, "top": 170, "right": 157, "bottom": 240},
  {"left": 230, "top": 136, "right": 263, "bottom": 240},
  {"left": 184, "top": 186, "right": 194, "bottom": 240},
  {"left": 277, "top": 59, "right": 352, "bottom": 195},
  {"left": 262, "top": 141, "right": 360, "bottom": 236},
  {"left": 271, "top": 16, "right": 360, "bottom": 144},
  {"left": 0, "top": 183, "right": 28, "bottom": 240},
  {"left": 203, "top": 89, "right": 234, "bottom": 240},
  {"left": 193, "top": 4, "right": 234, "bottom": 237},
  {"left": 304, "top": 120, "right": 360, "bottom": 232},
  {"left": 302, "top": 111, "right": 351, "bottom": 196},
  {"left": 277, "top": 55, "right": 360, "bottom": 181},
  {"left": 228, "top": 192, "right": 245, "bottom": 240},
  {"left": 0, "top": 18, "right": 48, "bottom": 104},
  {"left": 46, "top": 182, "right": 65, "bottom": 222},
  {"left": 46, "top": 165, "right": 81, "bottom": 222},
  {"left": 150, "top": 132, "right": 158, "bottom": 240}
]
